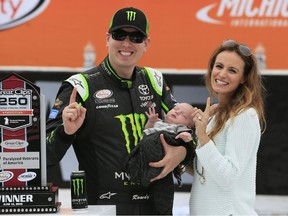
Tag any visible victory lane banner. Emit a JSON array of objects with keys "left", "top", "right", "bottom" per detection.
[
  {"left": 0, "top": 185, "right": 60, "bottom": 214},
  {"left": 0, "top": 73, "right": 46, "bottom": 187}
]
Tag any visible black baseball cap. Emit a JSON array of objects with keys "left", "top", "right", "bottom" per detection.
[{"left": 109, "top": 7, "right": 149, "bottom": 36}]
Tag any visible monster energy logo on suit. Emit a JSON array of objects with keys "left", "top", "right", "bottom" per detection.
[{"left": 70, "top": 171, "right": 88, "bottom": 209}]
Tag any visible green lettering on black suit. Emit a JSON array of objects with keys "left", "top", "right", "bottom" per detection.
[{"left": 115, "top": 113, "right": 146, "bottom": 153}]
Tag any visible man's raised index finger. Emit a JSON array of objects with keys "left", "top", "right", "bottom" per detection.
[{"left": 69, "top": 87, "right": 78, "bottom": 104}]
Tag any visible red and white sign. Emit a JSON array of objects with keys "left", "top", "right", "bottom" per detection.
[
  {"left": 0, "top": 73, "right": 43, "bottom": 187},
  {"left": 196, "top": 0, "right": 288, "bottom": 27},
  {"left": 0, "top": 0, "right": 50, "bottom": 31}
]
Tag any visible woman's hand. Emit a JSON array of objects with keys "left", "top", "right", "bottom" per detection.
[{"left": 192, "top": 97, "right": 211, "bottom": 146}]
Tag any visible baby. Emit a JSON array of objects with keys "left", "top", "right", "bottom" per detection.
[
  {"left": 126, "top": 103, "right": 196, "bottom": 187},
  {"left": 144, "top": 103, "right": 195, "bottom": 142}
]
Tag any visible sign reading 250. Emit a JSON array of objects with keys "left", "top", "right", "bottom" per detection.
[{"left": 0, "top": 88, "right": 31, "bottom": 109}]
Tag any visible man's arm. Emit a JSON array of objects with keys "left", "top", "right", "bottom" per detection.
[{"left": 46, "top": 83, "right": 85, "bottom": 167}]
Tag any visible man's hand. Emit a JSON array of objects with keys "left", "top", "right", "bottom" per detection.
[
  {"left": 62, "top": 88, "right": 87, "bottom": 135},
  {"left": 149, "top": 134, "right": 186, "bottom": 182}
]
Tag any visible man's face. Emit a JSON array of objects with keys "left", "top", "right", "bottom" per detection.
[{"left": 106, "top": 27, "right": 150, "bottom": 76}]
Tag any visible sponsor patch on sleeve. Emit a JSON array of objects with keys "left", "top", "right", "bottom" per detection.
[{"left": 48, "top": 109, "right": 59, "bottom": 119}]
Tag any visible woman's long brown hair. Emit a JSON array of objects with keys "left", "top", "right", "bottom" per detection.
[{"left": 205, "top": 42, "right": 266, "bottom": 139}]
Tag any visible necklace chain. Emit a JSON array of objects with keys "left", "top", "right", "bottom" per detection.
[
  {"left": 194, "top": 154, "right": 206, "bottom": 184},
  {"left": 193, "top": 116, "right": 213, "bottom": 184}
]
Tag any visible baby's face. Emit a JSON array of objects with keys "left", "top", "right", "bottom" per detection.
[{"left": 165, "top": 103, "right": 195, "bottom": 128}]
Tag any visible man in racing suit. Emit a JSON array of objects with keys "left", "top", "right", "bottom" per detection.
[{"left": 46, "top": 7, "right": 190, "bottom": 215}]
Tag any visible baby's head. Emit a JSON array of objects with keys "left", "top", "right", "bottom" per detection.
[{"left": 165, "top": 103, "right": 195, "bottom": 128}]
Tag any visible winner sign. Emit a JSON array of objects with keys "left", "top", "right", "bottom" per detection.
[{"left": 0, "top": 73, "right": 46, "bottom": 187}]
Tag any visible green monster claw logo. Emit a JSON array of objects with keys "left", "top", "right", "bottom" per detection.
[
  {"left": 126, "top": 11, "right": 136, "bottom": 21},
  {"left": 72, "top": 178, "right": 84, "bottom": 197},
  {"left": 115, "top": 113, "right": 146, "bottom": 154}
]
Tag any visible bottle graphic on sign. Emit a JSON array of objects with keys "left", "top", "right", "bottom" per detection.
[
  {"left": 83, "top": 42, "right": 96, "bottom": 69},
  {"left": 254, "top": 44, "right": 266, "bottom": 71},
  {"left": 4, "top": 117, "right": 9, "bottom": 125}
]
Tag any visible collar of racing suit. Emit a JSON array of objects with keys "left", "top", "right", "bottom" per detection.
[{"left": 100, "top": 56, "right": 135, "bottom": 89}]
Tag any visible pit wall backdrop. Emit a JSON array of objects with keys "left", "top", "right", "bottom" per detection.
[{"left": 1, "top": 0, "right": 288, "bottom": 70}]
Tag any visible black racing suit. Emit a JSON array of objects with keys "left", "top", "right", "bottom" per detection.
[{"left": 46, "top": 56, "right": 178, "bottom": 215}]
